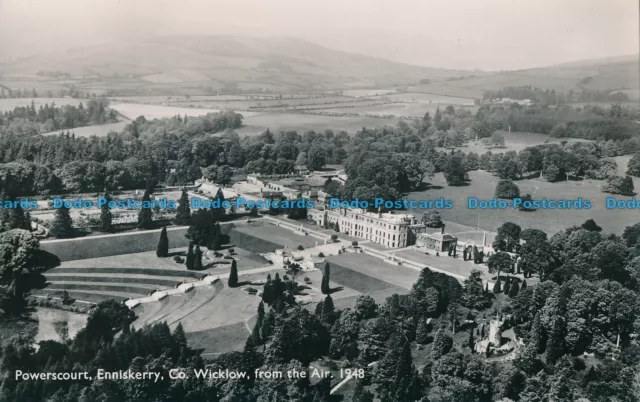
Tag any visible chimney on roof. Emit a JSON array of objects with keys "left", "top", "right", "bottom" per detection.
[{"left": 441, "top": 225, "right": 445, "bottom": 235}]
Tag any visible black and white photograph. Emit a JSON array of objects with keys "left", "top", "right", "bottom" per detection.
[{"left": 0, "top": 0, "right": 639, "bottom": 401}]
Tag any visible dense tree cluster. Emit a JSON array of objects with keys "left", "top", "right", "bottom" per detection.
[
  {"left": 0, "top": 99, "right": 117, "bottom": 136},
  {"left": 483, "top": 85, "right": 630, "bottom": 105},
  {"left": 0, "top": 229, "right": 42, "bottom": 315}
]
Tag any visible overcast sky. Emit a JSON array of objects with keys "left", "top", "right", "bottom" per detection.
[{"left": 0, "top": 0, "right": 637, "bottom": 70}]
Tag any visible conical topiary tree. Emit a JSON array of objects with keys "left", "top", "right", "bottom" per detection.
[
  {"left": 508, "top": 280, "right": 520, "bottom": 298},
  {"left": 493, "top": 277, "right": 502, "bottom": 293},
  {"left": 228, "top": 259, "right": 238, "bottom": 287},
  {"left": 156, "top": 226, "right": 169, "bottom": 257},
  {"left": 503, "top": 277, "right": 511, "bottom": 295},
  {"left": 321, "top": 275, "right": 330, "bottom": 295},
  {"left": 186, "top": 243, "right": 195, "bottom": 270},
  {"left": 100, "top": 194, "right": 113, "bottom": 232},
  {"left": 52, "top": 205, "right": 73, "bottom": 238},
  {"left": 137, "top": 191, "right": 153, "bottom": 229},
  {"left": 194, "top": 245, "right": 203, "bottom": 270},
  {"left": 175, "top": 189, "right": 191, "bottom": 225}
]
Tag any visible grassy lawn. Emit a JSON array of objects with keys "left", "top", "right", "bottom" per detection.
[
  {"left": 300, "top": 269, "right": 361, "bottom": 304},
  {"left": 57, "top": 248, "right": 190, "bottom": 270},
  {"left": 409, "top": 169, "right": 636, "bottom": 235},
  {"left": 49, "top": 267, "right": 205, "bottom": 279},
  {"left": 34, "top": 307, "right": 87, "bottom": 344},
  {"left": 161, "top": 283, "right": 223, "bottom": 326},
  {"left": 46, "top": 282, "right": 158, "bottom": 295},
  {"left": 44, "top": 274, "right": 184, "bottom": 287},
  {"left": 171, "top": 286, "right": 260, "bottom": 333},
  {"left": 441, "top": 131, "right": 592, "bottom": 155},
  {"left": 188, "top": 322, "right": 249, "bottom": 355},
  {"left": 326, "top": 253, "right": 420, "bottom": 290},
  {"left": 394, "top": 248, "right": 489, "bottom": 280},
  {"left": 325, "top": 260, "right": 397, "bottom": 293},
  {"left": 143, "top": 292, "right": 193, "bottom": 326},
  {"left": 233, "top": 224, "right": 320, "bottom": 250},
  {"left": 33, "top": 289, "right": 134, "bottom": 303}
]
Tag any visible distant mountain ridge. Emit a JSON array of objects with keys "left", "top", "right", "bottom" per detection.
[
  {"left": 0, "top": 35, "right": 637, "bottom": 97},
  {"left": 0, "top": 35, "right": 475, "bottom": 94}
]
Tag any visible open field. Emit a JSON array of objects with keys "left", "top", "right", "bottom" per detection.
[
  {"left": 408, "top": 169, "right": 638, "bottom": 236},
  {"left": 0, "top": 80, "right": 69, "bottom": 92},
  {"left": 110, "top": 102, "right": 223, "bottom": 120},
  {"left": 372, "top": 92, "right": 475, "bottom": 105},
  {"left": 34, "top": 307, "right": 87, "bottom": 344},
  {"left": 444, "top": 131, "right": 594, "bottom": 155},
  {"left": 343, "top": 88, "right": 398, "bottom": 97},
  {"left": 237, "top": 112, "right": 397, "bottom": 136},
  {"left": 408, "top": 83, "right": 486, "bottom": 99},
  {"left": 316, "top": 102, "right": 477, "bottom": 118},
  {"left": 0, "top": 97, "right": 87, "bottom": 111}
]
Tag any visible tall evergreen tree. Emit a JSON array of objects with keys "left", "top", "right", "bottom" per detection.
[
  {"left": 262, "top": 274, "right": 274, "bottom": 305},
  {"left": 468, "top": 329, "right": 475, "bottom": 350},
  {"left": 185, "top": 242, "right": 195, "bottom": 270},
  {"left": 261, "top": 311, "right": 275, "bottom": 341},
  {"left": 156, "top": 226, "right": 169, "bottom": 257},
  {"left": 321, "top": 295, "right": 335, "bottom": 324},
  {"left": 393, "top": 341, "right": 421, "bottom": 401},
  {"left": 321, "top": 275, "right": 330, "bottom": 295},
  {"left": 175, "top": 189, "right": 191, "bottom": 225},
  {"left": 546, "top": 317, "right": 565, "bottom": 365},
  {"left": 99, "top": 195, "right": 113, "bottom": 232},
  {"left": 228, "top": 259, "right": 238, "bottom": 287},
  {"left": 503, "top": 276, "right": 511, "bottom": 295},
  {"left": 323, "top": 262, "right": 331, "bottom": 278},
  {"left": 137, "top": 191, "right": 153, "bottom": 229},
  {"left": 52, "top": 205, "right": 73, "bottom": 238},
  {"left": 508, "top": 280, "right": 520, "bottom": 297},
  {"left": 493, "top": 277, "right": 502, "bottom": 293},
  {"left": 431, "top": 328, "right": 452, "bottom": 360},
  {"left": 193, "top": 245, "right": 203, "bottom": 270},
  {"left": 529, "top": 312, "right": 546, "bottom": 353},
  {"left": 416, "top": 319, "right": 430, "bottom": 344}
]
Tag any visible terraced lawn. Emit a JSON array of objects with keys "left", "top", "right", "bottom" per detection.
[
  {"left": 47, "top": 267, "right": 206, "bottom": 278},
  {"left": 44, "top": 273, "right": 185, "bottom": 288}
]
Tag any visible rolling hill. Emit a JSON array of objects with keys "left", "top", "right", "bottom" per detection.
[
  {"left": 409, "top": 54, "right": 640, "bottom": 99},
  {"left": 0, "top": 35, "right": 473, "bottom": 95},
  {"left": 0, "top": 36, "right": 637, "bottom": 99}
]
